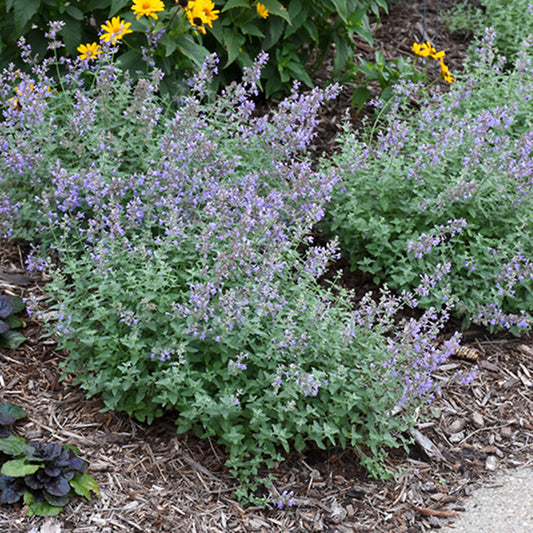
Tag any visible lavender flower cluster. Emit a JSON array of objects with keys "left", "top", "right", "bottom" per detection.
[
  {"left": 328, "top": 31, "right": 532, "bottom": 333},
  {"left": 1, "top": 26, "right": 472, "bottom": 489}
]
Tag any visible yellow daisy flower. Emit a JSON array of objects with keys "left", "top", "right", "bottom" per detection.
[
  {"left": 100, "top": 17, "right": 133, "bottom": 45},
  {"left": 256, "top": 2, "right": 269, "bottom": 19},
  {"left": 131, "top": 0, "right": 165, "bottom": 20},
  {"left": 411, "top": 41, "right": 436, "bottom": 58},
  {"left": 77, "top": 42, "right": 103, "bottom": 61},
  {"left": 186, "top": 0, "right": 220, "bottom": 34},
  {"left": 440, "top": 60, "right": 455, "bottom": 83}
]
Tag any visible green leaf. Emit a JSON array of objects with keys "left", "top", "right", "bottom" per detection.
[
  {"left": 353, "top": 25, "right": 374, "bottom": 46},
  {"left": 0, "top": 401, "right": 27, "bottom": 422},
  {"left": 0, "top": 330, "right": 27, "bottom": 350},
  {"left": 116, "top": 50, "right": 146, "bottom": 72},
  {"left": 0, "top": 434, "right": 35, "bottom": 456},
  {"left": 70, "top": 472, "right": 101, "bottom": 500},
  {"left": 110, "top": 0, "right": 131, "bottom": 17},
  {"left": 221, "top": 0, "right": 250, "bottom": 12},
  {"left": 10, "top": 297, "right": 25, "bottom": 315},
  {"left": 240, "top": 22, "right": 264, "bottom": 38},
  {"left": 330, "top": 0, "right": 348, "bottom": 24},
  {"left": 5, "top": 315, "right": 24, "bottom": 329},
  {"left": 25, "top": 495, "right": 63, "bottom": 517},
  {"left": 176, "top": 34, "right": 209, "bottom": 67},
  {"left": 86, "top": 0, "right": 112, "bottom": 9},
  {"left": 13, "top": 0, "right": 40, "bottom": 35},
  {"left": 351, "top": 86, "right": 372, "bottom": 110},
  {"left": 284, "top": 60, "right": 313, "bottom": 87},
  {"left": 1, "top": 458, "right": 40, "bottom": 477},
  {"left": 260, "top": 0, "right": 291, "bottom": 23},
  {"left": 262, "top": 16, "right": 284, "bottom": 50},
  {"left": 65, "top": 6, "right": 84, "bottom": 20},
  {"left": 223, "top": 28, "right": 245, "bottom": 67},
  {"left": 333, "top": 34, "right": 349, "bottom": 75}
]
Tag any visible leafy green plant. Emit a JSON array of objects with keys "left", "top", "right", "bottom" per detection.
[
  {"left": 0, "top": 0, "right": 210, "bottom": 93},
  {"left": 0, "top": 0, "right": 394, "bottom": 97},
  {"left": 323, "top": 34, "right": 533, "bottom": 333},
  {"left": 0, "top": 294, "right": 26, "bottom": 350},
  {"left": 205, "top": 0, "right": 388, "bottom": 96},
  {"left": 345, "top": 49, "right": 427, "bottom": 114},
  {"left": 1, "top": 38, "right": 463, "bottom": 500},
  {"left": 443, "top": 0, "right": 533, "bottom": 62},
  {"left": 0, "top": 402, "right": 100, "bottom": 516}
]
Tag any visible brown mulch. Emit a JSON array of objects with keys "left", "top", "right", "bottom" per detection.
[{"left": 2, "top": 2, "right": 533, "bottom": 532}]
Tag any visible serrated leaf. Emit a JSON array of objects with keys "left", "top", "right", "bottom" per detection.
[
  {"left": 353, "top": 25, "right": 373, "bottom": 46},
  {"left": 223, "top": 28, "right": 245, "bottom": 67},
  {"left": 351, "top": 86, "right": 372, "bottom": 110},
  {"left": 260, "top": 0, "right": 291, "bottom": 23},
  {"left": 0, "top": 330, "right": 27, "bottom": 350},
  {"left": 60, "top": 17, "right": 83, "bottom": 56},
  {"left": 0, "top": 402, "right": 27, "bottom": 422},
  {"left": 330, "top": 0, "right": 348, "bottom": 23},
  {"left": 70, "top": 472, "right": 101, "bottom": 499},
  {"left": 0, "top": 434, "right": 35, "bottom": 456},
  {"left": 1, "top": 458, "right": 40, "bottom": 478},
  {"left": 176, "top": 34, "right": 209, "bottom": 67}
]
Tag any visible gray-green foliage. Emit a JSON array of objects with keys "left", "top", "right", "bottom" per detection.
[
  {"left": 324, "top": 33, "right": 533, "bottom": 333},
  {"left": 1, "top": 45, "right": 460, "bottom": 499},
  {"left": 443, "top": 0, "right": 533, "bottom": 61}
]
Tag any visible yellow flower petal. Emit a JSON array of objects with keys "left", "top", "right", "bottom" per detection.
[
  {"left": 256, "top": 2, "right": 269, "bottom": 19},
  {"left": 131, "top": 0, "right": 165, "bottom": 20}
]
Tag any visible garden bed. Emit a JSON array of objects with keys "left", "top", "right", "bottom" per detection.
[{"left": 1, "top": 1, "right": 533, "bottom": 532}]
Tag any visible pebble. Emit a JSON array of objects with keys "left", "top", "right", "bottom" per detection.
[
  {"left": 485, "top": 455, "right": 498, "bottom": 471},
  {"left": 472, "top": 412, "right": 485, "bottom": 428},
  {"left": 447, "top": 418, "right": 467, "bottom": 434},
  {"left": 500, "top": 426, "right": 513, "bottom": 439}
]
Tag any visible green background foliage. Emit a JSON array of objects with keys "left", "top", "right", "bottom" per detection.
[{"left": 0, "top": 0, "right": 394, "bottom": 96}]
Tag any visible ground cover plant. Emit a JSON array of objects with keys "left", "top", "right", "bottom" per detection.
[
  {"left": 0, "top": 24, "right": 467, "bottom": 500},
  {"left": 0, "top": 294, "right": 26, "bottom": 349},
  {"left": 0, "top": 401, "right": 99, "bottom": 517},
  {"left": 443, "top": 0, "right": 533, "bottom": 63},
  {"left": 324, "top": 29, "right": 533, "bottom": 334}
]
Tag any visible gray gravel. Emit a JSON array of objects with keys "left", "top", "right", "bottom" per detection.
[{"left": 443, "top": 467, "right": 533, "bottom": 532}]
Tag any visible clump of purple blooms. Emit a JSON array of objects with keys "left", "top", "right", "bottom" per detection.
[
  {"left": 1, "top": 25, "right": 473, "bottom": 493},
  {"left": 327, "top": 29, "right": 532, "bottom": 334}
]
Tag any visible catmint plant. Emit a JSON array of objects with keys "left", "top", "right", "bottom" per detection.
[
  {"left": 1, "top": 27, "right": 468, "bottom": 498},
  {"left": 325, "top": 31, "right": 533, "bottom": 334}
]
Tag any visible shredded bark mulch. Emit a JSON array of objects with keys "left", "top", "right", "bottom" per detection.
[{"left": 2, "top": 2, "right": 532, "bottom": 532}]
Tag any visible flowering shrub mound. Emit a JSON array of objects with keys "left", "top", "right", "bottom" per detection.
[
  {"left": 0, "top": 32, "right": 463, "bottom": 497},
  {"left": 325, "top": 31, "right": 533, "bottom": 333}
]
